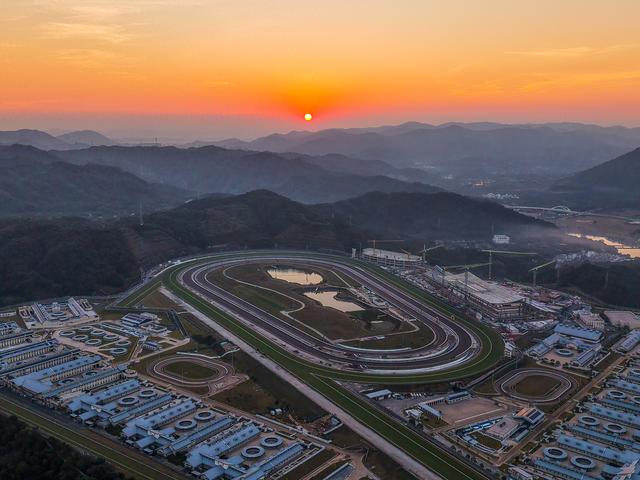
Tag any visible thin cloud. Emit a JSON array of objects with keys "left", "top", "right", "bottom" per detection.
[
  {"left": 506, "top": 44, "right": 635, "bottom": 57},
  {"left": 207, "top": 80, "right": 232, "bottom": 88},
  {"left": 45, "top": 22, "right": 135, "bottom": 44},
  {"left": 519, "top": 70, "right": 640, "bottom": 92}
]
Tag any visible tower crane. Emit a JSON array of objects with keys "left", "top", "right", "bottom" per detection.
[
  {"left": 367, "top": 239, "right": 404, "bottom": 257},
  {"left": 419, "top": 244, "right": 443, "bottom": 262},
  {"left": 529, "top": 260, "right": 556, "bottom": 287},
  {"left": 400, "top": 244, "right": 443, "bottom": 263},
  {"left": 442, "top": 262, "right": 492, "bottom": 300},
  {"left": 481, "top": 249, "right": 537, "bottom": 280}
]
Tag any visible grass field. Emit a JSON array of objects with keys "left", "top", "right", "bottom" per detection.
[
  {"left": 470, "top": 431, "right": 502, "bottom": 451},
  {"left": 163, "top": 360, "right": 219, "bottom": 380},
  {"left": 511, "top": 374, "right": 562, "bottom": 397},
  {"left": 328, "top": 426, "right": 418, "bottom": 480},
  {"left": 116, "top": 251, "right": 502, "bottom": 480},
  {"left": 212, "top": 263, "right": 409, "bottom": 341}
]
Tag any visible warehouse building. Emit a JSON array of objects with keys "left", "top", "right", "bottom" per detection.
[
  {"left": 0, "top": 322, "right": 19, "bottom": 336},
  {"left": 554, "top": 324, "right": 603, "bottom": 343},
  {"left": 361, "top": 248, "right": 422, "bottom": 267},
  {"left": 0, "top": 347, "right": 78, "bottom": 379},
  {"left": 0, "top": 339, "right": 59, "bottom": 366},
  {"left": 12, "top": 354, "right": 103, "bottom": 394},
  {"left": 443, "top": 272, "right": 525, "bottom": 322},
  {"left": 514, "top": 407, "right": 545, "bottom": 426},
  {"left": 617, "top": 330, "right": 640, "bottom": 353}
]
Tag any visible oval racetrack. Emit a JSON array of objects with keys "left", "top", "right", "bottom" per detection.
[{"left": 176, "top": 253, "right": 491, "bottom": 375}]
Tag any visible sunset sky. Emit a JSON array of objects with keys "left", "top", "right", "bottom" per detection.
[{"left": 2, "top": 0, "right": 640, "bottom": 140}]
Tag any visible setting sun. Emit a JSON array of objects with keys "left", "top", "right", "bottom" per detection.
[{"left": 304, "top": 113, "right": 313, "bottom": 121}]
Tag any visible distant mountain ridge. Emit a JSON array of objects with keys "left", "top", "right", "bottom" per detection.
[
  {"left": 207, "top": 122, "right": 640, "bottom": 176},
  {"left": 56, "top": 130, "right": 116, "bottom": 146},
  {"left": 50, "top": 144, "right": 442, "bottom": 203},
  {"left": 0, "top": 129, "right": 117, "bottom": 150},
  {"left": 0, "top": 146, "right": 189, "bottom": 217}
]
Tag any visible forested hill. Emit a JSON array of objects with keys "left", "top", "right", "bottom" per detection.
[
  {"left": 0, "top": 157, "right": 189, "bottom": 217},
  {"left": 0, "top": 189, "right": 547, "bottom": 305},
  {"left": 552, "top": 147, "right": 640, "bottom": 208},
  {"left": 325, "top": 191, "right": 549, "bottom": 240}
]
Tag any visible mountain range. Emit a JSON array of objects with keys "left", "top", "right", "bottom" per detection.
[
  {"left": 0, "top": 145, "right": 188, "bottom": 217},
  {"left": 2, "top": 122, "right": 640, "bottom": 213},
  {"left": 209, "top": 122, "right": 640, "bottom": 177},
  {"left": 0, "top": 129, "right": 116, "bottom": 150},
  {"left": 41, "top": 144, "right": 443, "bottom": 204}
]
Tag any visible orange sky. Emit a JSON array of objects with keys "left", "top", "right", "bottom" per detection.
[{"left": 1, "top": 0, "right": 640, "bottom": 139}]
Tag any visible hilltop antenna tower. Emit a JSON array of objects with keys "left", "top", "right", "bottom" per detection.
[{"left": 138, "top": 199, "right": 144, "bottom": 226}]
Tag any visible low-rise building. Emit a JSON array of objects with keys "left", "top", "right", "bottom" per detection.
[{"left": 361, "top": 248, "right": 422, "bottom": 267}]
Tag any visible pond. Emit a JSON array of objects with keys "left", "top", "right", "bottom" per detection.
[
  {"left": 266, "top": 266, "right": 324, "bottom": 285},
  {"left": 304, "top": 290, "right": 363, "bottom": 313},
  {"left": 568, "top": 233, "right": 640, "bottom": 259}
]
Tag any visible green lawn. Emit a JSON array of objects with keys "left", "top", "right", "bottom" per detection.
[{"left": 163, "top": 360, "right": 219, "bottom": 380}]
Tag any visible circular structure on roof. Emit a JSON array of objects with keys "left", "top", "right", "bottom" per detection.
[
  {"left": 118, "top": 396, "right": 138, "bottom": 406},
  {"left": 114, "top": 339, "right": 131, "bottom": 347},
  {"left": 556, "top": 348, "right": 574, "bottom": 357},
  {"left": 138, "top": 389, "right": 156, "bottom": 398},
  {"left": 90, "top": 329, "right": 105, "bottom": 337},
  {"left": 175, "top": 419, "right": 197, "bottom": 431},
  {"left": 605, "top": 423, "right": 627, "bottom": 434},
  {"left": 77, "top": 326, "right": 93, "bottom": 332},
  {"left": 103, "top": 333, "right": 120, "bottom": 341},
  {"left": 579, "top": 415, "right": 599, "bottom": 426},
  {"left": 72, "top": 334, "right": 89, "bottom": 342},
  {"left": 496, "top": 369, "right": 575, "bottom": 404},
  {"left": 59, "top": 330, "right": 75, "bottom": 337},
  {"left": 571, "top": 456, "right": 596, "bottom": 470},
  {"left": 630, "top": 368, "right": 640, "bottom": 377},
  {"left": 633, "top": 396, "right": 640, "bottom": 405},
  {"left": 59, "top": 378, "right": 75, "bottom": 384},
  {"left": 261, "top": 435, "right": 284, "bottom": 448},
  {"left": 609, "top": 390, "right": 626, "bottom": 400},
  {"left": 84, "top": 370, "right": 98, "bottom": 377},
  {"left": 195, "top": 411, "right": 215, "bottom": 422},
  {"left": 85, "top": 338, "right": 102, "bottom": 346},
  {"left": 241, "top": 446, "right": 265, "bottom": 459},
  {"left": 109, "top": 347, "right": 127, "bottom": 356},
  {"left": 544, "top": 447, "right": 568, "bottom": 460},
  {"left": 124, "top": 369, "right": 137, "bottom": 378}
]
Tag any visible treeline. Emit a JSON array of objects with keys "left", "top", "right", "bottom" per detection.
[
  {"left": 0, "top": 414, "right": 132, "bottom": 480},
  {"left": 557, "top": 262, "right": 640, "bottom": 308},
  {"left": 0, "top": 219, "right": 138, "bottom": 306}
]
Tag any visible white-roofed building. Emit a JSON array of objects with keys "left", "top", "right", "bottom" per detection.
[
  {"left": 443, "top": 272, "right": 525, "bottom": 322},
  {"left": 361, "top": 248, "right": 422, "bottom": 267}
]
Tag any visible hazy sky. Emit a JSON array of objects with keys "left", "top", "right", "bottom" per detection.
[{"left": 1, "top": 0, "right": 640, "bottom": 140}]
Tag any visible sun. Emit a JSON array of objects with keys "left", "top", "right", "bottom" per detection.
[{"left": 304, "top": 113, "right": 313, "bottom": 121}]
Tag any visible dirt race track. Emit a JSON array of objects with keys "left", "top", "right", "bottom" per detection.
[
  {"left": 148, "top": 353, "right": 240, "bottom": 394},
  {"left": 496, "top": 368, "right": 576, "bottom": 404}
]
